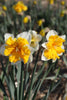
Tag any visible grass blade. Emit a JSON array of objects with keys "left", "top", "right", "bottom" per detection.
[{"left": 32, "top": 63, "right": 55, "bottom": 100}]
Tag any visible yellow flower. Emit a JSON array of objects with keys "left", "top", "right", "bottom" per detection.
[
  {"left": 37, "top": 20, "right": 43, "bottom": 26},
  {"left": 13, "top": 1, "right": 28, "bottom": 13},
  {"left": 33, "top": 0, "right": 37, "bottom": 5},
  {"left": 37, "top": 19, "right": 45, "bottom": 26},
  {"left": 40, "top": 29, "right": 45, "bottom": 37},
  {"left": 61, "top": 1, "right": 65, "bottom": 6},
  {"left": 4, "top": 37, "right": 30, "bottom": 64},
  {"left": 49, "top": 0, "right": 54, "bottom": 5},
  {"left": 60, "top": 10, "right": 65, "bottom": 17},
  {"left": 40, "top": 27, "right": 50, "bottom": 37},
  {"left": 41, "top": 30, "right": 66, "bottom": 62},
  {"left": 23, "top": 16, "right": 29, "bottom": 24},
  {"left": 0, "top": 33, "right": 32, "bottom": 64},
  {"left": 2, "top": 6, "right": 7, "bottom": 11}
]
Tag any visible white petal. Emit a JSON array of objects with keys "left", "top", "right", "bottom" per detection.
[
  {"left": 29, "top": 54, "right": 33, "bottom": 62},
  {"left": 17, "top": 32, "right": 27, "bottom": 38},
  {"left": 60, "top": 35, "right": 66, "bottom": 40},
  {"left": 52, "top": 59, "right": 57, "bottom": 62},
  {"left": 4, "top": 33, "right": 14, "bottom": 41},
  {"left": 41, "top": 42, "right": 47, "bottom": 49},
  {"left": 32, "top": 43, "right": 39, "bottom": 51},
  {"left": 17, "top": 32, "right": 31, "bottom": 42},
  {"left": 27, "top": 32, "right": 31, "bottom": 43},
  {"left": 28, "top": 30, "right": 42, "bottom": 43},
  {"left": 28, "top": 45, "right": 35, "bottom": 54},
  {"left": 58, "top": 53, "right": 63, "bottom": 56},
  {"left": 35, "top": 44, "right": 39, "bottom": 51},
  {"left": 46, "top": 30, "right": 58, "bottom": 41},
  {"left": 28, "top": 30, "right": 37, "bottom": 36},
  {"left": 41, "top": 51, "right": 48, "bottom": 61},
  {"left": 36, "top": 34, "right": 42, "bottom": 42},
  {"left": 61, "top": 45, "right": 64, "bottom": 49},
  {"left": 0, "top": 44, "right": 6, "bottom": 55},
  {"left": 28, "top": 30, "right": 37, "bottom": 43},
  {"left": 30, "top": 43, "right": 39, "bottom": 52}
]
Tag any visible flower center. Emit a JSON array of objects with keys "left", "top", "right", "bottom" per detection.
[{"left": 30, "top": 36, "right": 37, "bottom": 48}]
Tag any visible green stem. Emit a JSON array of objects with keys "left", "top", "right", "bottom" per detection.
[
  {"left": 20, "top": 69, "right": 24, "bottom": 100},
  {"left": 27, "top": 50, "right": 40, "bottom": 100}
]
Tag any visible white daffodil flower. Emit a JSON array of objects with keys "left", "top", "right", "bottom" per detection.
[
  {"left": 0, "top": 32, "right": 33, "bottom": 64},
  {"left": 41, "top": 30, "right": 66, "bottom": 62},
  {"left": 28, "top": 30, "right": 42, "bottom": 51}
]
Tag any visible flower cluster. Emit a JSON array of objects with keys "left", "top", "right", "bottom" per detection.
[
  {"left": 0, "top": 30, "right": 66, "bottom": 64},
  {"left": 0, "top": 30, "right": 42, "bottom": 64}
]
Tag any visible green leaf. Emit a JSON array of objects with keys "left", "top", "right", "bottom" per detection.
[
  {"left": 8, "top": 76, "right": 15, "bottom": 99},
  {"left": 63, "top": 55, "right": 67, "bottom": 66},
  {"left": 20, "top": 71, "right": 24, "bottom": 100},
  {"left": 1, "top": 60, "right": 13, "bottom": 100},
  {"left": 0, "top": 79, "right": 7, "bottom": 96},
  {"left": 16, "top": 62, "right": 21, "bottom": 100},
  {"left": 27, "top": 51, "right": 39, "bottom": 100},
  {"left": 2, "top": 60, "right": 9, "bottom": 83},
  {"left": 33, "top": 62, "right": 46, "bottom": 84},
  {"left": 32, "top": 63, "right": 55, "bottom": 100},
  {"left": 3, "top": 96, "right": 9, "bottom": 100},
  {"left": 43, "top": 80, "right": 61, "bottom": 100}
]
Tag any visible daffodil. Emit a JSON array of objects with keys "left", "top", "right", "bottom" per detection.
[
  {"left": 28, "top": 30, "right": 42, "bottom": 51},
  {"left": 41, "top": 30, "right": 66, "bottom": 62},
  {"left": 0, "top": 32, "right": 33, "bottom": 64},
  {"left": 23, "top": 16, "right": 29, "bottom": 24},
  {"left": 40, "top": 29, "right": 45, "bottom": 37},
  {"left": 13, "top": 1, "right": 28, "bottom": 13},
  {"left": 60, "top": 10, "right": 65, "bottom": 17},
  {"left": 33, "top": 0, "right": 37, "bottom": 5},
  {"left": 49, "top": 0, "right": 54, "bottom": 5},
  {"left": 37, "top": 19, "right": 45, "bottom": 26},
  {"left": 61, "top": 1, "right": 65, "bottom": 6},
  {"left": 40, "top": 27, "right": 50, "bottom": 37},
  {"left": 2, "top": 6, "right": 7, "bottom": 11},
  {"left": 40, "top": 27, "right": 49, "bottom": 37}
]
